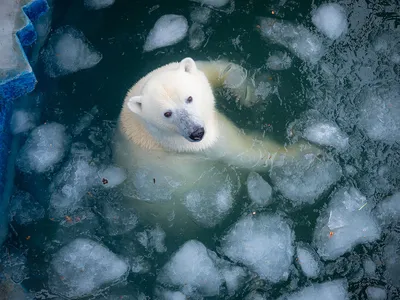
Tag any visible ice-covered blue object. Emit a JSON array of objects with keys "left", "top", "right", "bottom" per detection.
[{"left": 0, "top": 0, "right": 49, "bottom": 245}]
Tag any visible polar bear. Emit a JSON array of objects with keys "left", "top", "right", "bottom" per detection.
[{"left": 113, "top": 57, "right": 320, "bottom": 235}]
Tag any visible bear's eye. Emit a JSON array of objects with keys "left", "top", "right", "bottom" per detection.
[
  {"left": 186, "top": 96, "right": 193, "bottom": 103},
  {"left": 164, "top": 111, "right": 172, "bottom": 118}
]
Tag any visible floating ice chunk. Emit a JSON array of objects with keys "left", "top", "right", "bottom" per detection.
[
  {"left": 184, "top": 183, "right": 233, "bottom": 228},
  {"left": 10, "top": 110, "right": 37, "bottom": 135},
  {"left": 16, "top": 123, "right": 69, "bottom": 174},
  {"left": 137, "top": 225, "right": 167, "bottom": 253},
  {"left": 9, "top": 190, "right": 45, "bottom": 225},
  {"left": 303, "top": 123, "right": 349, "bottom": 151},
  {"left": 374, "top": 192, "right": 400, "bottom": 227},
  {"left": 102, "top": 201, "right": 138, "bottom": 236},
  {"left": 192, "top": 0, "right": 230, "bottom": 8},
  {"left": 311, "top": 3, "right": 348, "bottom": 40},
  {"left": 296, "top": 244, "right": 320, "bottom": 278},
  {"left": 358, "top": 85, "right": 400, "bottom": 143},
  {"left": 221, "top": 265, "right": 247, "bottom": 295},
  {"left": 258, "top": 17, "right": 325, "bottom": 64},
  {"left": 383, "top": 233, "right": 400, "bottom": 288},
  {"left": 42, "top": 26, "right": 102, "bottom": 77},
  {"left": 157, "top": 240, "right": 222, "bottom": 297},
  {"left": 270, "top": 154, "right": 342, "bottom": 206},
  {"left": 143, "top": 15, "right": 189, "bottom": 52},
  {"left": 49, "top": 156, "right": 98, "bottom": 218},
  {"left": 279, "top": 279, "right": 349, "bottom": 300},
  {"left": 220, "top": 214, "right": 294, "bottom": 283},
  {"left": 84, "top": 0, "right": 115, "bottom": 10},
  {"left": 190, "top": 7, "right": 212, "bottom": 24},
  {"left": 254, "top": 81, "right": 274, "bottom": 102},
  {"left": 245, "top": 292, "right": 266, "bottom": 300},
  {"left": 363, "top": 258, "right": 376, "bottom": 276},
  {"left": 266, "top": 51, "right": 292, "bottom": 70},
  {"left": 48, "top": 238, "right": 128, "bottom": 298},
  {"left": 189, "top": 23, "right": 205, "bottom": 50},
  {"left": 156, "top": 289, "right": 187, "bottom": 300},
  {"left": 366, "top": 286, "right": 386, "bottom": 300},
  {"left": 314, "top": 187, "right": 381, "bottom": 261},
  {"left": 246, "top": 171, "right": 272, "bottom": 206},
  {"left": 98, "top": 166, "right": 127, "bottom": 188}
]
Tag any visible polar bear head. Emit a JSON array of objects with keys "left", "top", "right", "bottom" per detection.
[{"left": 127, "top": 58, "right": 217, "bottom": 150}]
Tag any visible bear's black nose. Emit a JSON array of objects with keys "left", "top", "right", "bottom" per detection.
[{"left": 189, "top": 127, "right": 205, "bottom": 141}]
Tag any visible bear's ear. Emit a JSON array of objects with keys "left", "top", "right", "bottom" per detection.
[
  {"left": 179, "top": 57, "right": 197, "bottom": 73},
  {"left": 127, "top": 96, "right": 142, "bottom": 115}
]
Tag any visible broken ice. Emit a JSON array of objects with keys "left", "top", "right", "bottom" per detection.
[
  {"left": 246, "top": 171, "right": 272, "bottom": 207},
  {"left": 9, "top": 190, "right": 45, "bottom": 225},
  {"left": 42, "top": 26, "right": 102, "bottom": 77},
  {"left": 296, "top": 244, "right": 320, "bottom": 278},
  {"left": 10, "top": 110, "right": 37, "bottom": 135},
  {"left": 279, "top": 279, "right": 349, "bottom": 300},
  {"left": 143, "top": 15, "right": 188, "bottom": 52},
  {"left": 374, "top": 192, "right": 400, "bottom": 227},
  {"left": 190, "top": 7, "right": 212, "bottom": 24},
  {"left": 258, "top": 17, "right": 325, "bottom": 64},
  {"left": 84, "top": 0, "right": 115, "bottom": 10},
  {"left": 188, "top": 23, "right": 206, "bottom": 50},
  {"left": 314, "top": 187, "right": 381, "bottom": 260},
  {"left": 192, "top": 0, "right": 230, "bottom": 8},
  {"left": 366, "top": 286, "right": 387, "bottom": 300},
  {"left": 98, "top": 165, "right": 127, "bottom": 188},
  {"left": 101, "top": 200, "right": 138, "bottom": 236},
  {"left": 312, "top": 3, "right": 348, "bottom": 40},
  {"left": 220, "top": 213, "right": 294, "bottom": 283},
  {"left": 266, "top": 51, "right": 292, "bottom": 70},
  {"left": 137, "top": 225, "right": 167, "bottom": 253},
  {"left": 16, "top": 123, "right": 69, "bottom": 174},
  {"left": 48, "top": 238, "right": 128, "bottom": 298},
  {"left": 270, "top": 154, "right": 342, "bottom": 206},
  {"left": 157, "top": 240, "right": 222, "bottom": 297}
]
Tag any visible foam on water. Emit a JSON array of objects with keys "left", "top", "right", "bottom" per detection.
[
  {"left": 143, "top": 15, "right": 189, "bottom": 52},
  {"left": 296, "top": 244, "right": 320, "bottom": 278},
  {"left": 42, "top": 26, "right": 103, "bottom": 77},
  {"left": 16, "top": 123, "right": 69, "bottom": 174},
  {"left": 9, "top": 190, "right": 45, "bottom": 225},
  {"left": 157, "top": 240, "right": 222, "bottom": 297},
  {"left": 220, "top": 213, "right": 294, "bottom": 283},
  {"left": 279, "top": 279, "right": 349, "bottom": 300},
  {"left": 48, "top": 238, "right": 129, "bottom": 298},
  {"left": 84, "top": 0, "right": 115, "bottom": 10},
  {"left": 311, "top": 3, "right": 348, "bottom": 40},
  {"left": 314, "top": 187, "right": 381, "bottom": 260},
  {"left": 366, "top": 286, "right": 387, "bottom": 300},
  {"left": 270, "top": 154, "right": 342, "bottom": 206},
  {"left": 246, "top": 171, "right": 273, "bottom": 207},
  {"left": 259, "top": 17, "right": 325, "bottom": 64}
]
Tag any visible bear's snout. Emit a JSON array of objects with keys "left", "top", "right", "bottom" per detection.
[{"left": 189, "top": 127, "right": 205, "bottom": 141}]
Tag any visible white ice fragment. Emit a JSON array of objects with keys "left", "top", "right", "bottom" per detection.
[
  {"left": 48, "top": 238, "right": 128, "bottom": 298},
  {"left": 42, "top": 26, "right": 102, "bottom": 77},
  {"left": 143, "top": 15, "right": 188, "bottom": 52},
  {"left": 137, "top": 225, "right": 167, "bottom": 253},
  {"left": 303, "top": 122, "right": 349, "bottom": 151},
  {"left": 374, "top": 192, "right": 400, "bottom": 227},
  {"left": 246, "top": 171, "right": 272, "bottom": 206},
  {"left": 9, "top": 190, "right": 45, "bottom": 225},
  {"left": 98, "top": 166, "right": 127, "bottom": 188},
  {"left": 363, "top": 258, "right": 376, "bottom": 276},
  {"left": 296, "top": 245, "right": 320, "bottom": 278},
  {"left": 266, "top": 51, "right": 292, "bottom": 70},
  {"left": 280, "top": 279, "right": 349, "bottom": 300},
  {"left": 16, "top": 122, "right": 69, "bottom": 174},
  {"left": 73, "top": 106, "right": 99, "bottom": 136},
  {"left": 270, "top": 154, "right": 342, "bottom": 206},
  {"left": 10, "top": 110, "right": 37, "bottom": 135},
  {"left": 188, "top": 23, "right": 205, "bottom": 50},
  {"left": 220, "top": 213, "right": 294, "bottom": 283},
  {"left": 192, "top": 0, "right": 230, "bottom": 8},
  {"left": 314, "top": 187, "right": 381, "bottom": 260},
  {"left": 84, "top": 0, "right": 115, "bottom": 10},
  {"left": 366, "top": 286, "right": 387, "bottom": 300},
  {"left": 157, "top": 240, "right": 222, "bottom": 297},
  {"left": 259, "top": 17, "right": 325, "bottom": 64},
  {"left": 190, "top": 7, "right": 212, "bottom": 24},
  {"left": 312, "top": 3, "right": 348, "bottom": 40}
]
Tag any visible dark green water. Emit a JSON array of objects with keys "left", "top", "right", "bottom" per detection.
[{"left": 3, "top": 0, "right": 400, "bottom": 299}]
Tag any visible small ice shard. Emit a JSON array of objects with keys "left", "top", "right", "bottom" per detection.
[
  {"left": 314, "top": 187, "right": 381, "bottom": 260},
  {"left": 374, "top": 192, "right": 400, "bottom": 227},
  {"left": 279, "top": 279, "right": 349, "bottom": 300},
  {"left": 366, "top": 286, "right": 387, "bottom": 300},
  {"left": 246, "top": 171, "right": 273, "bottom": 206},
  {"left": 296, "top": 244, "right": 321, "bottom": 278},
  {"left": 10, "top": 110, "right": 38, "bottom": 135},
  {"left": 220, "top": 213, "right": 294, "bottom": 283},
  {"left": 311, "top": 3, "right": 348, "bottom": 40},
  {"left": 363, "top": 258, "right": 377, "bottom": 277},
  {"left": 42, "top": 26, "right": 102, "bottom": 77},
  {"left": 143, "top": 15, "right": 189, "bottom": 52},
  {"left": 16, "top": 123, "right": 69, "bottom": 174},
  {"left": 266, "top": 51, "right": 292, "bottom": 70},
  {"left": 190, "top": 7, "right": 212, "bottom": 24},
  {"left": 157, "top": 240, "right": 222, "bottom": 297},
  {"left": 48, "top": 238, "right": 129, "bottom": 298},
  {"left": 192, "top": 0, "right": 230, "bottom": 8},
  {"left": 137, "top": 225, "right": 167, "bottom": 253},
  {"left": 188, "top": 23, "right": 206, "bottom": 50},
  {"left": 84, "top": 0, "right": 115, "bottom": 10},
  {"left": 98, "top": 166, "right": 127, "bottom": 188}
]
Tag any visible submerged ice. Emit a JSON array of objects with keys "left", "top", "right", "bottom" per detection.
[
  {"left": 312, "top": 3, "right": 348, "bottom": 40},
  {"left": 246, "top": 171, "right": 273, "bottom": 207},
  {"left": 143, "top": 15, "right": 189, "bottom": 52}
]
